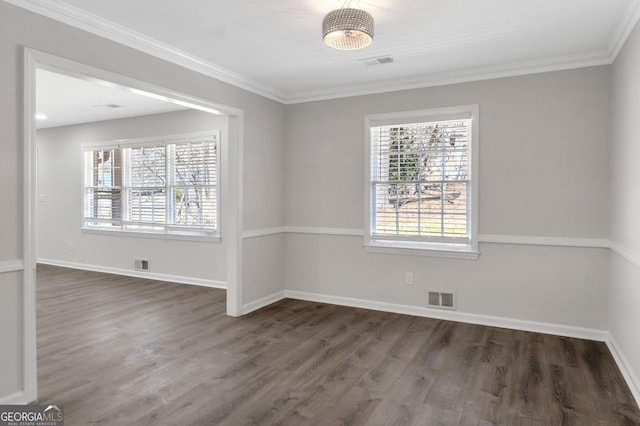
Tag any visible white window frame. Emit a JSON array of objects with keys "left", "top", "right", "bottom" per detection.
[
  {"left": 364, "top": 105, "right": 479, "bottom": 259},
  {"left": 82, "top": 131, "right": 221, "bottom": 241}
]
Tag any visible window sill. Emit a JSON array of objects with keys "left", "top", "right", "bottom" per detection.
[
  {"left": 364, "top": 241, "right": 479, "bottom": 259},
  {"left": 81, "top": 227, "right": 221, "bottom": 243}
]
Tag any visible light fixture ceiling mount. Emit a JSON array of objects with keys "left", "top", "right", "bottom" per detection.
[{"left": 322, "top": 5, "right": 374, "bottom": 51}]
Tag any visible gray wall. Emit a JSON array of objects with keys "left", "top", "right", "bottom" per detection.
[
  {"left": 0, "top": 1, "right": 285, "bottom": 402},
  {"left": 37, "top": 110, "right": 228, "bottom": 283},
  {"left": 610, "top": 18, "right": 640, "bottom": 398},
  {"left": 284, "top": 66, "right": 611, "bottom": 329}
]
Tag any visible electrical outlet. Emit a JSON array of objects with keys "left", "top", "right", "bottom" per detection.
[{"left": 405, "top": 272, "right": 414, "bottom": 285}]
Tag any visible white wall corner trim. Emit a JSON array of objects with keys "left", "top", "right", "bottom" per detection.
[
  {"left": 0, "top": 260, "right": 24, "bottom": 274},
  {"left": 610, "top": 242, "right": 640, "bottom": 271},
  {"left": 242, "top": 291, "right": 286, "bottom": 315},
  {"left": 38, "top": 259, "right": 227, "bottom": 289},
  {"left": 607, "top": 334, "right": 640, "bottom": 407},
  {"left": 242, "top": 227, "right": 286, "bottom": 239},
  {"left": 479, "top": 234, "right": 610, "bottom": 248},
  {"left": 0, "top": 391, "right": 26, "bottom": 405},
  {"left": 284, "top": 290, "right": 608, "bottom": 342}
]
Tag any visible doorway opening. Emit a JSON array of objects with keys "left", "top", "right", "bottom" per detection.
[{"left": 23, "top": 48, "right": 244, "bottom": 403}]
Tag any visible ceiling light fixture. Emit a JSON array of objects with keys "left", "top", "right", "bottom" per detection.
[{"left": 322, "top": 3, "right": 374, "bottom": 51}]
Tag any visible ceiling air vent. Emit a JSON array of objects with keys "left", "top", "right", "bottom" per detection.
[{"left": 360, "top": 56, "right": 394, "bottom": 66}]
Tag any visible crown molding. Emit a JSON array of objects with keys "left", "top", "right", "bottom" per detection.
[
  {"left": 283, "top": 50, "right": 612, "bottom": 104},
  {"left": 3, "top": 0, "right": 287, "bottom": 103},
  {"left": 608, "top": 0, "right": 640, "bottom": 61},
  {"left": 5, "top": 0, "right": 640, "bottom": 105}
]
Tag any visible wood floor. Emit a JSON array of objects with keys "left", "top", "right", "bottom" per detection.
[{"left": 37, "top": 265, "right": 640, "bottom": 425}]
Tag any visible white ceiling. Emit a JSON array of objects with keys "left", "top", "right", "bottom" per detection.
[
  {"left": 11, "top": 0, "right": 640, "bottom": 103},
  {"left": 36, "top": 69, "right": 188, "bottom": 129}
]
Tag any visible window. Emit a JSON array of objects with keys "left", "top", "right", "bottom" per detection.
[
  {"left": 83, "top": 132, "right": 219, "bottom": 238},
  {"left": 365, "top": 106, "right": 478, "bottom": 258}
]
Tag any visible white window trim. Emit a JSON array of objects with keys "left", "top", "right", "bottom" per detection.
[
  {"left": 81, "top": 227, "right": 221, "bottom": 243},
  {"left": 81, "top": 130, "right": 221, "bottom": 240},
  {"left": 363, "top": 105, "right": 479, "bottom": 259}
]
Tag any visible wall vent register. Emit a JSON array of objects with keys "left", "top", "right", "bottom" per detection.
[{"left": 427, "top": 290, "right": 456, "bottom": 310}]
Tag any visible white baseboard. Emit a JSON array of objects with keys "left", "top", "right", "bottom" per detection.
[
  {"left": 38, "top": 259, "right": 226, "bottom": 289},
  {"left": 0, "top": 390, "right": 26, "bottom": 405},
  {"left": 606, "top": 333, "right": 640, "bottom": 407},
  {"left": 242, "top": 291, "right": 286, "bottom": 315},
  {"left": 284, "top": 290, "right": 608, "bottom": 342}
]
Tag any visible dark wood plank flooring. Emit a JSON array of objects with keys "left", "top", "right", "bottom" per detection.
[{"left": 36, "top": 265, "right": 640, "bottom": 425}]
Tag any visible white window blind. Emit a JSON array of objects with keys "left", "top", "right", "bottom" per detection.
[
  {"left": 125, "top": 145, "right": 167, "bottom": 227},
  {"left": 366, "top": 106, "right": 478, "bottom": 256},
  {"left": 170, "top": 139, "right": 217, "bottom": 229},
  {"left": 83, "top": 132, "right": 219, "bottom": 237},
  {"left": 84, "top": 148, "right": 122, "bottom": 225}
]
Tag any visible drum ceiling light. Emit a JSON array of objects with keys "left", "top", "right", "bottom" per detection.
[{"left": 322, "top": 6, "right": 374, "bottom": 50}]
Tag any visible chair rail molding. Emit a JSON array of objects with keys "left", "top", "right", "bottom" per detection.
[{"left": 0, "top": 260, "right": 24, "bottom": 274}]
